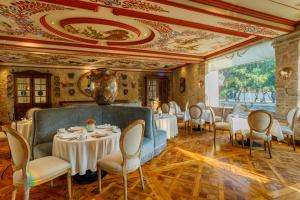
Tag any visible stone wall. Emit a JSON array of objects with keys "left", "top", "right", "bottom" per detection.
[
  {"left": 172, "top": 63, "right": 206, "bottom": 110},
  {"left": 273, "top": 30, "right": 300, "bottom": 139},
  {"left": 0, "top": 66, "right": 171, "bottom": 123}
]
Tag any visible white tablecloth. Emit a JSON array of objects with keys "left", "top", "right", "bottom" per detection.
[
  {"left": 229, "top": 116, "right": 284, "bottom": 141},
  {"left": 202, "top": 110, "right": 212, "bottom": 124},
  {"left": 52, "top": 128, "right": 121, "bottom": 175},
  {"left": 154, "top": 114, "right": 178, "bottom": 139},
  {"left": 11, "top": 120, "right": 32, "bottom": 141}
]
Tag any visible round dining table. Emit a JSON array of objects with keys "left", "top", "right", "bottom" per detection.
[
  {"left": 154, "top": 114, "right": 178, "bottom": 139},
  {"left": 52, "top": 126, "right": 121, "bottom": 176},
  {"left": 228, "top": 115, "right": 284, "bottom": 141},
  {"left": 11, "top": 119, "right": 32, "bottom": 142}
]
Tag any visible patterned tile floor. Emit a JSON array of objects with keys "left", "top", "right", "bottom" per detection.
[{"left": 1, "top": 128, "right": 300, "bottom": 200}]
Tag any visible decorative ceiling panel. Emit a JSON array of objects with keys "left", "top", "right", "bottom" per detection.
[{"left": 0, "top": 0, "right": 298, "bottom": 70}]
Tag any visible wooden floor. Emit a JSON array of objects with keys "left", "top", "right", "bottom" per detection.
[{"left": 1, "top": 128, "right": 300, "bottom": 200}]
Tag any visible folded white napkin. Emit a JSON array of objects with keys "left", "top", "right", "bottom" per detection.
[
  {"left": 57, "top": 133, "right": 78, "bottom": 139},
  {"left": 68, "top": 126, "right": 82, "bottom": 131},
  {"left": 96, "top": 124, "right": 111, "bottom": 129}
]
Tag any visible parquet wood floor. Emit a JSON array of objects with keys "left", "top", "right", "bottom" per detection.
[{"left": 1, "top": 128, "right": 300, "bottom": 200}]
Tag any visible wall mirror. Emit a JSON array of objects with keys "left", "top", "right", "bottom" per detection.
[{"left": 77, "top": 72, "right": 92, "bottom": 97}]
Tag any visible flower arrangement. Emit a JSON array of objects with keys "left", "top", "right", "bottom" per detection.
[{"left": 86, "top": 119, "right": 96, "bottom": 124}]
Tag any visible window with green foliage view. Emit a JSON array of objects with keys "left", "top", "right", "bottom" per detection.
[{"left": 219, "top": 59, "right": 276, "bottom": 111}]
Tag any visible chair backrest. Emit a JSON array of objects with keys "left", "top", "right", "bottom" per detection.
[
  {"left": 189, "top": 105, "right": 203, "bottom": 120},
  {"left": 120, "top": 120, "right": 145, "bottom": 164},
  {"left": 25, "top": 107, "right": 41, "bottom": 119},
  {"left": 2, "top": 126, "right": 30, "bottom": 175},
  {"left": 208, "top": 106, "right": 216, "bottom": 124},
  {"left": 287, "top": 107, "right": 299, "bottom": 130},
  {"left": 248, "top": 110, "right": 273, "bottom": 134},
  {"left": 161, "top": 103, "right": 170, "bottom": 113},
  {"left": 197, "top": 102, "right": 206, "bottom": 110}
]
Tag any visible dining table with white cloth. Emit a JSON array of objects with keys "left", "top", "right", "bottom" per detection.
[
  {"left": 11, "top": 119, "right": 32, "bottom": 142},
  {"left": 52, "top": 125, "right": 121, "bottom": 175},
  {"left": 228, "top": 115, "right": 284, "bottom": 141},
  {"left": 154, "top": 114, "right": 178, "bottom": 139}
]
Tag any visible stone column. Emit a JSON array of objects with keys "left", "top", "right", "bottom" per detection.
[
  {"left": 272, "top": 30, "right": 300, "bottom": 139},
  {"left": 172, "top": 62, "right": 206, "bottom": 109}
]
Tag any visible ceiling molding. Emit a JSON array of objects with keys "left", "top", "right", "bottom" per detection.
[
  {"left": 189, "top": 0, "right": 296, "bottom": 26},
  {"left": 40, "top": 0, "right": 99, "bottom": 11},
  {"left": 112, "top": 8, "right": 252, "bottom": 38},
  {"left": 0, "top": 43, "right": 200, "bottom": 62},
  {"left": 147, "top": 0, "right": 292, "bottom": 33},
  {"left": 204, "top": 36, "right": 264, "bottom": 58},
  {"left": 0, "top": 36, "right": 205, "bottom": 59}
]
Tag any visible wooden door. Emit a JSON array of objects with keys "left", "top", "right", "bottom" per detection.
[
  {"left": 145, "top": 76, "right": 169, "bottom": 107},
  {"left": 13, "top": 71, "right": 52, "bottom": 120}
]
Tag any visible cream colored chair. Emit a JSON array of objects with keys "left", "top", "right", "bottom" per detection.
[
  {"left": 161, "top": 103, "right": 170, "bottom": 114},
  {"left": 25, "top": 107, "right": 41, "bottom": 119},
  {"left": 208, "top": 107, "right": 233, "bottom": 149},
  {"left": 98, "top": 120, "right": 145, "bottom": 200},
  {"left": 248, "top": 110, "right": 273, "bottom": 158},
  {"left": 2, "top": 126, "right": 72, "bottom": 200},
  {"left": 189, "top": 105, "right": 205, "bottom": 133},
  {"left": 281, "top": 107, "right": 299, "bottom": 151}
]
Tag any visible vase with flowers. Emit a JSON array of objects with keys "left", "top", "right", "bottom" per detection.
[{"left": 86, "top": 119, "right": 96, "bottom": 132}]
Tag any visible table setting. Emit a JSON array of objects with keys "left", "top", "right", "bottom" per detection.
[{"left": 52, "top": 120, "right": 121, "bottom": 177}]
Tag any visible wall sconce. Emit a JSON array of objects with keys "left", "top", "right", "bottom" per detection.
[
  {"left": 279, "top": 67, "right": 293, "bottom": 80},
  {"left": 198, "top": 80, "right": 204, "bottom": 88}
]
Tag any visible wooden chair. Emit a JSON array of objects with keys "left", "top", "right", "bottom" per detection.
[
  {"left": 280, "top": 107, "right": 299, "bottom": 151},
  {"left": 161, "top": 103, "right": 170, "bottom": 114},
  {"left": 208, "top": 107, "right": 233, "bottom": 150},
  {"left": 248, "top": 110, "right": 273, "bottom": 158},
  {"left": 189, "top": 105, "right": 205, "bottom": 133},
  {"left": 2, "top": 126, "right": 72, "bottom": 200},
  {"left": 98, "top": 120, "right": 145, "bottom": 200}
]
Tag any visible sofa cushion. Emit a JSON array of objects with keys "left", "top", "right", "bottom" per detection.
[
  {"left": 101, "top": 106, "right": 154, "bottom": 139},
  {"left": 141, "top": 137, "right": 154, "bottom": 164},
  {"left": 33, "top": 142, "right": 52, "bottom": 159},
  {"left": 154, "top": 129, "right": 167, "bottom": 156}
]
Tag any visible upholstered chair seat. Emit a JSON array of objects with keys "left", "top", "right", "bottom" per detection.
[
  {"left": 99, "top": 151, "right": 140, "bottom": 175},
  {"left": 208, "top": 107, "right": 233, "bottom": 150},
  {"left": 247, "top": 110, "right": 273, "bottom": 158},
  {"left": 281, "top": 126, "right": 293, "bottom": 135},
  {"left": 98, "top": 120, "right": 145, "bottom": 200},
  {"left": 13, "top": 156, "right": 71, "bottom": 186},
  {"left": 280, "top": 107, "right": 298, "bottom": 151},
  {"left": 2, "top": 126, "right": 72, "bottom": 200},
  {"left": 215, "top": 116, "right": 223, "bottom": 122},
  {"left": 189, "top": 105, "right": 204, "bottom": 133},
  {"left": 214, "top": 122, "right": 230, "bottom": 130}
]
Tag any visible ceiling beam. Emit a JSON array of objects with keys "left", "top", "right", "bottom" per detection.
[
  {"left": 204, "top": 36, "right": 264, "bottom": 58},
  {"left": 147, "top": 0, "right": 292, "bottom": 33},
  {"left": 39, "top": 0, "right": 99, "bottom": 11},
  {"left": 0, "top": 35, "right": 205, "bottom": 59},
  {"left": 190, "top": 0, "right": 296, "bottom": 26},
  {"left": 113, "top": 8, "right": 252, "bottom": 38}
]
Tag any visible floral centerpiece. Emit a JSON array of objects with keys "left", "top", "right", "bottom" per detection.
[{"left": 86, "top": 119, "right": 96, "bottom": 132}]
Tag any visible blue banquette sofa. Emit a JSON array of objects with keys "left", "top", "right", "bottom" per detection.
[{"left": 31, "top": 105, "right": 167, "bottom": 164}]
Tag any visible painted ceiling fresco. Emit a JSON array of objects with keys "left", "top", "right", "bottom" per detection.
[{"left": 0, "top": 0, "right": 299, "bottom": 70}]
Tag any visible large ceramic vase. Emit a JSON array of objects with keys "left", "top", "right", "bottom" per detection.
[{"left": 90, "top": 68, "right": 118, "bottom": 105}]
